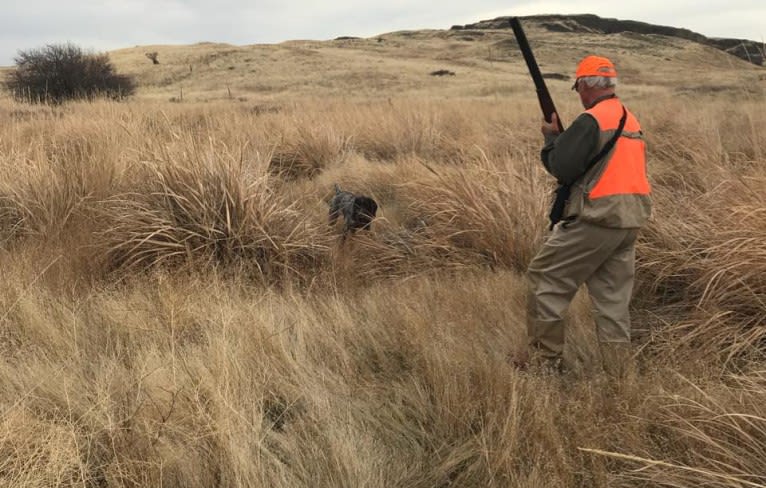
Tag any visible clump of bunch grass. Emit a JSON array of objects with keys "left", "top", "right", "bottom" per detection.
[
  {"left": 268, "top": 125, "right": 350, "bottom": 180},
  {"left": 635, "top": 100, "right": 766, "bottom": 364},
  {"left": 98, "top": 145, "right": 329, "bottom": 283},
  {"left": 404, "top": 155, "right": 549, "bottom": 271},
  {"left": 638, "top": 177, "right": 766, "bottom": 364},
  {"left": 0, "top": 127, "right": 125, "bottom": 243},
  {"left": 585, "top": 370, "right": 766, "bottom": 487}
]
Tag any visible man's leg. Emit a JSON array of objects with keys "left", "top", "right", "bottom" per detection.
[
  {"left": 526, "top": 221, "right": 627, "bottom": 362},
  {"left": 585, "top": 230, "right": 638, "bottom": 378}
]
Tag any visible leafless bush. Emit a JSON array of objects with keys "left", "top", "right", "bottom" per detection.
[{"left": 4, "top": 43, "right": 136, "bottom": 103}]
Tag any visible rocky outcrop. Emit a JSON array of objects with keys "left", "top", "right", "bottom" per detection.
[{"left": 452, "top": 14, "right": 764, "bottom": 66}]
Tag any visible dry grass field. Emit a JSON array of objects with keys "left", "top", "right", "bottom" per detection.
[{"left": 0, "top": 18, "right": 765, "bottom": 487}]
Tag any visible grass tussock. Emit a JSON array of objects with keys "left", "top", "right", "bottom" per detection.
[
  {"left": 0, "top": 93, "right": 764, "bottom": 487},
  {"left": 98, "top": 146, "right": 330, "bottom": 283},
  {"left": 268, "top": 124, "right": 351, "bottom": 180},
  {"left": 584, "top": 371, "right": 766, "bottom": 487},
  {"left": 406, "top": 155, "right": 549, "bottom": 271}
]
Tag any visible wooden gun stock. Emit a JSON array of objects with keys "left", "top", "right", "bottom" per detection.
[{"left": 510, "top": 18, "right": 565, "bottom": 132}]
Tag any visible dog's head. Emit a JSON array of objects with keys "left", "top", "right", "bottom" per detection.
[{"left": 352, "top": 196, "right": 378, "bottom": 230}]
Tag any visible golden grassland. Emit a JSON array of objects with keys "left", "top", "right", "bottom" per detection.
[{"left": 0, "top": 23, "right": 765, "bottom": 487}]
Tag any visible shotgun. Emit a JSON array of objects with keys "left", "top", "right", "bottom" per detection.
[
  {"left": 509, "top": 18, "right": 565, "bottom": 132},
  {"left": 510, "top": 17, "right": 570, "bottom": 229}
]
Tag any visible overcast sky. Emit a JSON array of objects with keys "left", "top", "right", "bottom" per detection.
[{"left": 1, "top": 0, "right": 763, "bottom": 66}]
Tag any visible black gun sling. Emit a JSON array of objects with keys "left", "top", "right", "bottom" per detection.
[{"left": 549, "top": 106, "right": 628, "bottom": 229}]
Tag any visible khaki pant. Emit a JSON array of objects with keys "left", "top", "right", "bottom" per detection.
[{"left": 526, "top": 219, "right": 639, "bottom": 359}]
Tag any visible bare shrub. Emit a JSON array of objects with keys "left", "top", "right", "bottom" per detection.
[{"left": 4, "top": 43, "right": 136, "bottom": 104}]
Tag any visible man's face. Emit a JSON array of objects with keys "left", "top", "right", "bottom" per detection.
[{"left": 574, "top": 79, "right": 589, "bottom": 107}]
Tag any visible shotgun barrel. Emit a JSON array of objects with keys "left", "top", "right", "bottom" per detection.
[{"left": 510, "top": 18, "right": 565, "bottom": 132}]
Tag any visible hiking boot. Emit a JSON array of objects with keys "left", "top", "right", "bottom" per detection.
[
  {"left": 508, "top": 349, "right": 530, "bottom": 371},
  {"left": 536, "top": 357, "right": 567, "bottom": 375},
  {"left": 508, "top": 350, "right": 567, "bottom": 375}
]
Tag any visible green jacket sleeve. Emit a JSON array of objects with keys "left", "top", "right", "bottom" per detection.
[{"left": 540, "top": 113, "right": 600, "bottom": 185}]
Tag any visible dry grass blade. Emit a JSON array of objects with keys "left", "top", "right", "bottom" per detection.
[
  {"left": 406, "top": 156, "right": 547, "bottom": 271},
  {"left": 579, "top": 448, "right": 766, "bottom": 488},
  {"left": 581, "top": 371, "right": 766, "bottom": 487}
]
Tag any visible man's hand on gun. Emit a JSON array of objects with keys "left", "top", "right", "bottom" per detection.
[{"left": 541, "top": 113, "right": 561, "bottom": 137}]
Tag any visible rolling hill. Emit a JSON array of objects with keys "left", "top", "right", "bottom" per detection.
[{"left": 103, "top": 14, "right": 765, "bottom": 102}]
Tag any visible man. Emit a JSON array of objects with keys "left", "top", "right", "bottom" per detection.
[{"left": 525, "top": 55, "right": 651, "bottom": 375}]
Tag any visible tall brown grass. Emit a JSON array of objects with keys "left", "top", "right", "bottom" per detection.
[{"left": 0, "top": 93, "right": 764, "bottom": 487}]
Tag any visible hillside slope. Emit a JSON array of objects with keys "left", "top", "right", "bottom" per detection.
[
  {"left": 456, "top": 14, "right": 765, "bottom": 66},
  {"left": 106, "top": 15, "right": 764, "bottom": 102}
]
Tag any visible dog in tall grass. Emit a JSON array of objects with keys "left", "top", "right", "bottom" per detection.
[{"left": 328, "top": 184, "right": 378, "bottom": 237}]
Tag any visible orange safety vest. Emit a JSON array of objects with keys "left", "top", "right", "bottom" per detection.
[{"left": 585, "top": 98, "right": 651, "bottom": 200}]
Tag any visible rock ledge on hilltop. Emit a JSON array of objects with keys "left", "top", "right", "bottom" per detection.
[{"left": 451, "top": 14, "right": 764, "bottom": 66}]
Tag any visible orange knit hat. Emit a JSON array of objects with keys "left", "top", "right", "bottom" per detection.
[{"left": 572, "top": 55, "right": 617, "bottom": 89}]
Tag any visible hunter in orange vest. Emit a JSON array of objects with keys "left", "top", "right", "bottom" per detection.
[{"left": 522, "top": 55, "right": 652, "bottom": 376}]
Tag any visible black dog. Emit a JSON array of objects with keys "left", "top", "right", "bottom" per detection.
[{"left": 328, "top": 184, "right": 378, "bottom": 235}]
